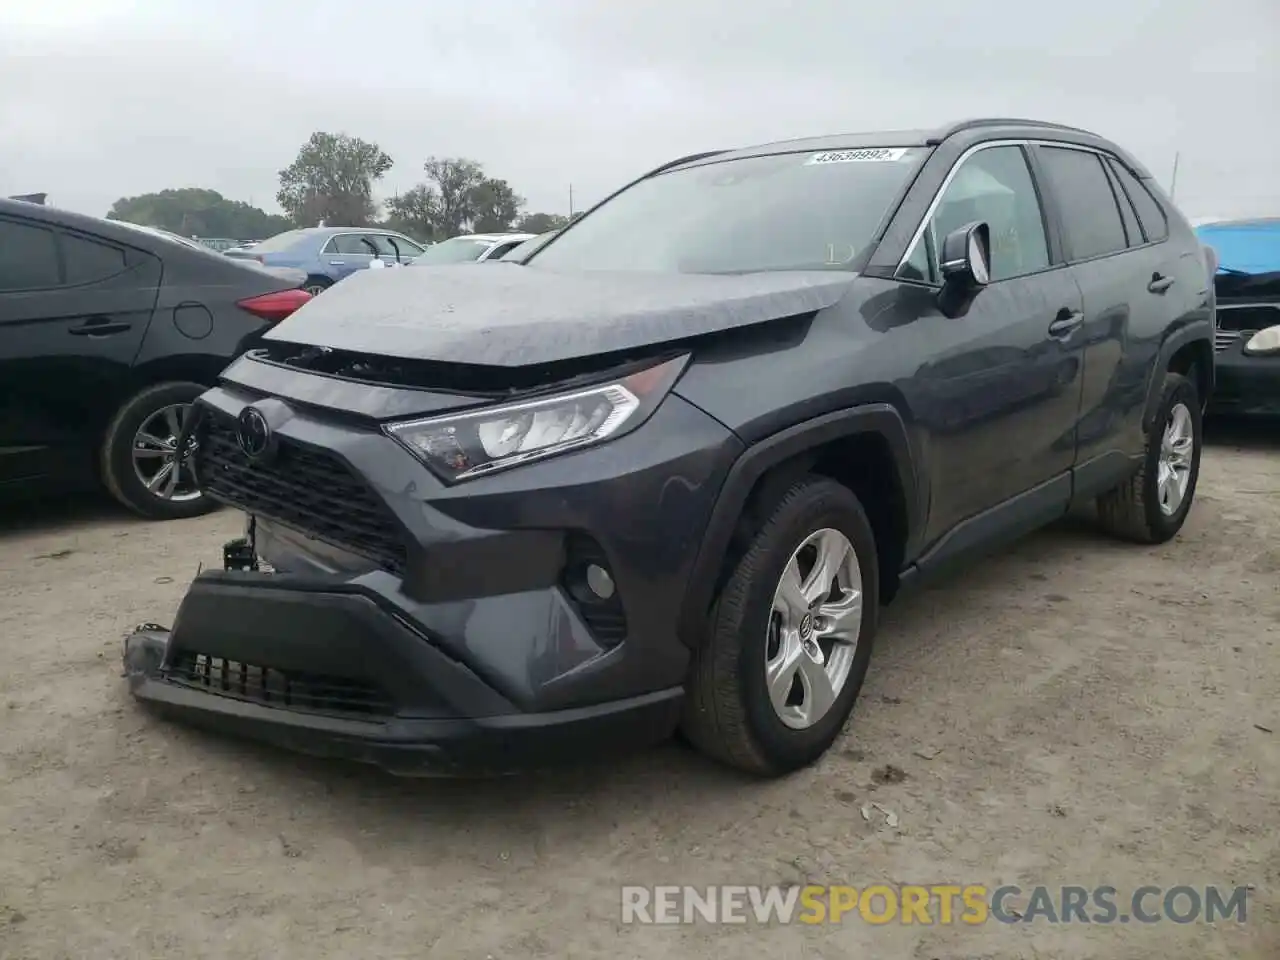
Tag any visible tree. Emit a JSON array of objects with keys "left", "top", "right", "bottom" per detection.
[
  {"left": 382, "top": 185, "right": 439, "bottom": 243},
  {"left": 421, "top": 156, "right": 487, "bottom": 238},
  {"left": 517, "top": 212, "right": 569, "bottom": 234},
  {"left": 106, "top": 188, "right": 291, "bottom": 239},
  {"left": 469, "top": 178, "right": 525, "bottom": 234},
  {"left": 277, "top": 132, "right": 392, "bottom": 227}
]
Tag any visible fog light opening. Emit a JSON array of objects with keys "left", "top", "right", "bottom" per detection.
[{"left": 585, "top": 563, "right": 615, "bottom": 600}]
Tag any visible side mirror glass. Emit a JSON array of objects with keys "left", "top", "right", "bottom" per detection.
[{"left": 937, "top": 221, "right": 991, "bottom": 318}]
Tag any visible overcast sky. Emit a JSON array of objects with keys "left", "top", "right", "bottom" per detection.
[{"left": 1, "top": 0, "right": 1276, "bottom": 223}]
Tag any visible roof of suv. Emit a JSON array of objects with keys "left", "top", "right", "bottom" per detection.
[{"left": 663, "top": 117, "right": 1152, "bottom": 179}]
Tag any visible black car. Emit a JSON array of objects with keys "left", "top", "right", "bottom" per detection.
[
  {"left": 0, "top": 201, "right": 313, "bottom": 519},
  {"left": 124, "top": 118, "right": 1215, "bottom": 776},
  {"left": 1196, "top": 218, "right": 1280, "bottom": 416}
]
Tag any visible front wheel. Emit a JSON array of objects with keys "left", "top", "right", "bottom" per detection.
[
  {"left": 681, "top": 476, "right": 880, "bottom": 776},
  {"left": 100, "top": 382, "right": 218, "bottom": 521}
]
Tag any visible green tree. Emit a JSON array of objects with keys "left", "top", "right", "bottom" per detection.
[
  {"left": 382, "top": 185, "right": 439, "bottom": 243},
  {"left": 106, "top": 188, "right": 291, "bottom": 239},
  {"left": 517, "top": 212, "right": 569, "bottom": 234},
  {"left": 469, "top": 178, "right": 525, "bottom": 233},
  {"left": 277, "top": 132, "right": 392, "bottom": 227},
  {"left": 420, "top": 156, "right": 487, "bottom": 237}
]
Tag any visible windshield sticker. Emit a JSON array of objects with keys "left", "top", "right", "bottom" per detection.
[{"left": 806, "top": 148, "right": 909, "bottom": 165}]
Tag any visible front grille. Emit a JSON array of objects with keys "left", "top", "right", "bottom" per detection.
[
  {"left": 195, "top": 415, "right": 408, "bottom": 575},
  {"left": 165, "top": 651, "right": 393, "bottom": 717},
  {"left": 1214, "top": 330, "right": 1240, "bottom": 353}
]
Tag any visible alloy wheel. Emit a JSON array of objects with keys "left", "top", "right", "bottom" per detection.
[
  {"left": 765, "top": 528, "right": 863, "bottom": 730},
  {"left": 1156, "top": 401, "right": 1194, "bottom": 516},
  {"left": 131, "top": 403, "right": 202, "bottom": 503}
]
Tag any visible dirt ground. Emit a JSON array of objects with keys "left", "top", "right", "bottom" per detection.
[{"left": 1, "top": 425, "right": 1276, "bottom": 960}]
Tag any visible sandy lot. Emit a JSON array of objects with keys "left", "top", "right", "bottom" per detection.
[{"left": 1, "top": 426, "right": 1277, "bottom": 960}]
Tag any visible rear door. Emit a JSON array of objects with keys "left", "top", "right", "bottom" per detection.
[
  {"left": 0, "top": 216, "right": 161, "bottom": 485},
  {"left": 321, "top": 233, "right": 374, "bottom": 280},
  {"left": 1031, "top": 145, "right": 1196, "bottom": 488}
]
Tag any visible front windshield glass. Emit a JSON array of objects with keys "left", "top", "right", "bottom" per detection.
[
  {"left": 411, "top": 237, "right": 491, "bottom": 265},
  {"left": 528, "top": 147, "right": 923, "bottom": 273}
]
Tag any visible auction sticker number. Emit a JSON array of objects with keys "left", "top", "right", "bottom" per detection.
[{"left": 806, "top": 148, "right": 909, "bottom": 165}]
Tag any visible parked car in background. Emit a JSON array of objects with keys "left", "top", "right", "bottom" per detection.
[
  {"left": 498, "top": 230, "right": 559, "bottom": 261},
  {"left": 0, "top": 198, "right": 314, "bottom": 519},
  {"left": 1196, "top": 217, "right": 1280, "bottom": 416},
  {"left": 194, "top": 237, "right": 247, "bottom": 253},
  {"left": 225, "top": 227, "right": 427, "bottom": 296},
  {"left": 410, "top": 232, "right": 535, "bottom": 266},
  {"left": 124, "top": 118, "right": 1213, "bottom": 777}
]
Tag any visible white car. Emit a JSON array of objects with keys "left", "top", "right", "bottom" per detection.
[{"left": 409, "top": 232, "right": 536, "bottom": 266}]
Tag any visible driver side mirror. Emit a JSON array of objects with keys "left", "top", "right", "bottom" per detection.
[{"left": 937, "top": 221, "right": 991, "bottom": 319}]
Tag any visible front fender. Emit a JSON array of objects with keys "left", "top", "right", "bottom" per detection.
[{"left": 676, "top": 402, "right": 920, "bottom": 647}]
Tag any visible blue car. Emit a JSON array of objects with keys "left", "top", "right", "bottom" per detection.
[
  {"left": 225, "top": 226, "right": 428, "bottom": 296},
  {"left": 1195, "top": 217, "right": 1280, "bottom": 416}
]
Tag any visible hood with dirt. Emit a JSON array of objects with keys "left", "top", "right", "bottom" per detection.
[{"left": 263, "top": 262, "right": 857, "bottom": 367}]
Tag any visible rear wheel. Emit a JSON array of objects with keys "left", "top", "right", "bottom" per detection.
[
  {"left": 681, "top": 476, "right": 880, "bottom": 776},
  {"left": 303, "top": 276, "right": 332, "bottom": 297},
  {"left": 101, "top": 382, "right": 217, "bottom": 521},
  {"left": 1096, "top": 372, "right": 1201, "bottom": 543}
]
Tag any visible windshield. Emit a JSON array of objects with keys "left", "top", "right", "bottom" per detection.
[
  {"left": 501, "top": 231, "right": 556, "bottom": 260},
  {"left": 250, "top": 230, "right": 309, "bottom": 254},
  {"left": 528, "top": 147, "right": 923, "bottom": 273},
  {"left": 411, "top": 236, "right": 492, "bottom": 265}
]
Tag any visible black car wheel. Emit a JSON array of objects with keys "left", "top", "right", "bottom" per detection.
[
  {"left": 681, "top": 476, "right": 880, "bottom": 776},
  {"left": 100, "top": 381, "right": 218, "bottom": 521},
  {"left": 303, "top": 276, "right": 332, "bottom": 297},
  {"left": 1096, "top": 371, "right": 1202, "bottom": 543}
]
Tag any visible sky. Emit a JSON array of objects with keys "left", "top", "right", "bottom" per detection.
[{"left": 1, "top": 0, "right": 1276, "bottom": 223}]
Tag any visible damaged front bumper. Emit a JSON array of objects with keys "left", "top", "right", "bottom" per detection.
[{"left": 122, "top": 536, "right": 684, "bottom": 777}]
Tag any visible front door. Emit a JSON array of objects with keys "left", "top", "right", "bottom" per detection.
[
  {"left": 893, "top": 143, "right": 1086, "bottom": 548},
  {"left": 0, "top": 217, "right": 161, "bottom": 485}
]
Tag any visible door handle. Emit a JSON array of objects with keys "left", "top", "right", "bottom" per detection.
[
  {"left": 1148, "top": 273, "right": 1175, "bottom": 294},
  {"left": 1048, "top": 309, "right": 1084, "bottom": 338},
  {"left": 68, "top": 319, "right": 131, "bottom": 337},
  {"left": 328, "top": 260, "right": 345, "bottom": 265}
]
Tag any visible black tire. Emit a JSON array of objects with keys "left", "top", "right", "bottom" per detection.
[
  {"left": 1096, "top": 372, "right": 1202, "bottom": 544},
  {"left": 681, "top": 476, "right": 880, "bottom": 776},
  {"left": 101, "top": 381, "right": 218, "bottom": 521},
  {"left": 303, "top": 276, "right": 332, "bottom": 296}
]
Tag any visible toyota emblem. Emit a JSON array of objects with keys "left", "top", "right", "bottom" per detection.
[{"left": 236, "top": 407, "right": 272, "bottom": 461}]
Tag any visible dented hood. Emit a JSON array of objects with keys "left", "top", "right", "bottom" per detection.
[{"left": 263, "top": 262, "right": 856, "bottom": 367}]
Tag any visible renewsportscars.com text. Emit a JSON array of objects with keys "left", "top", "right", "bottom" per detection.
[{"left": 620, "top": 884, "right": 1250, "bottom": 925}]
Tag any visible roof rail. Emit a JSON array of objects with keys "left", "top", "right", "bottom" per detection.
[
  {"left": 927, "top": 117, "right": 1098, "bottom": 146},
  {"left": 642, "top": 149, "right": 728, "bottom": 179}
]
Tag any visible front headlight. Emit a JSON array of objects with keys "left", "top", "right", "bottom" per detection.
[
  {"left": 385, "top": 354, "right": 689, "bottom": 482},
  {"left": 1244, "top": 325, "right": 1280, "bottom": 356}
]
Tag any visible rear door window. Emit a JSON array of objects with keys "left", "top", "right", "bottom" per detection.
[
  {"left": 61, "top": 232, "right": 127, "bottom": 285},
  {"left": 332, "top": 234, "right": 376, "bottom": 256},
  {"left": 1101, "top": 161, "right": 1143, "bottom": 248},
  {"left": 1037, "top": 147, "right": 1128, "bottom": 261},
  {"left": 0, "top": 218, "right": 61, "bottom": 291},
  {"left": 1107, "top": 159, "right": 1169, "bottom": 242}
]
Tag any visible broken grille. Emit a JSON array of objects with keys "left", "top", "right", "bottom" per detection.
[{"left": 195, "top": 414, "right": 408, "bottom": 575}]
